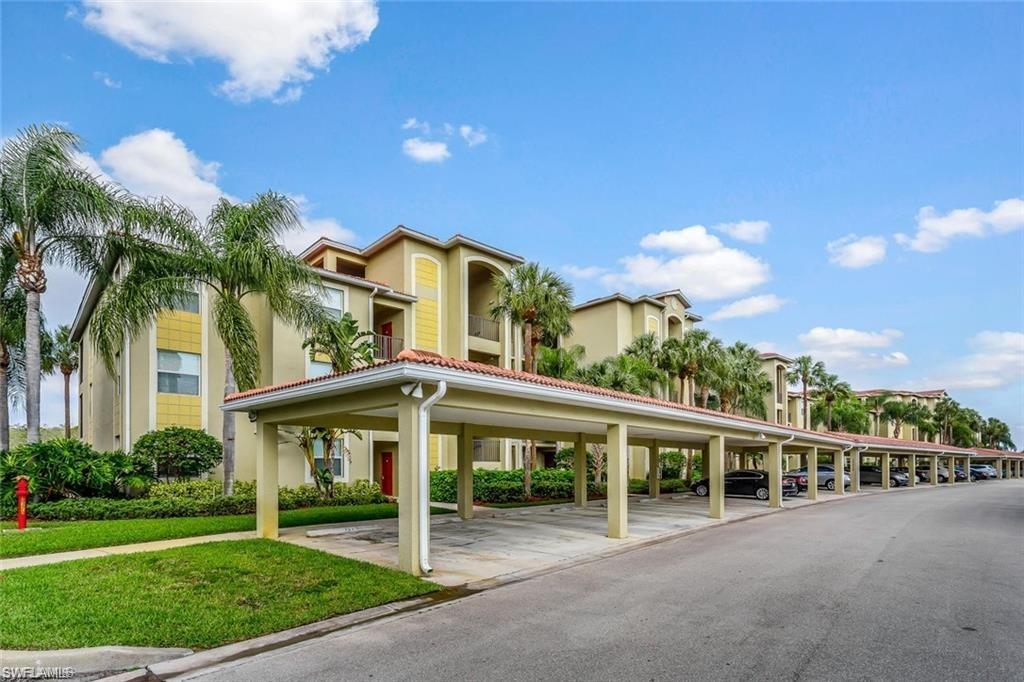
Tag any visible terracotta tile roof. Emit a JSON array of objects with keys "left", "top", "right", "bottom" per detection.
[
  {"left": 973, "top": 447, "right": 1024, "bottom": 460},
  {"left": 223, "top": 350, "right": 846, "bottom": 442},
  {"left": 853, "top": 388, "right": 947, "bottom": 399},
  {"left": 828, "top": 431, "right": 975, "bottom": 454}
]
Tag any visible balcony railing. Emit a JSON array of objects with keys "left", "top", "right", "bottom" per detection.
[
  {"left": 373, "top": 334, "right": 404, "bottom": 361},
  {"left": 468, "top": 313, "right": 500, "bottom": 342}
]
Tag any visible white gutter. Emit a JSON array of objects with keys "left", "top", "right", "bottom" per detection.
[
  {"left": 417, "top": 380, "right": 447, "bottom": 574},
  {"left": 367, "top": 286, "right": 379, "bottom": 332}
]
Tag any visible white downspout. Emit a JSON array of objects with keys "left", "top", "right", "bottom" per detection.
[
  {"left": 418, "top": 380, "right": 447, "bottom": 574},
  {"left": 366, "top": 286, "right": 380, "bottom": 487}
]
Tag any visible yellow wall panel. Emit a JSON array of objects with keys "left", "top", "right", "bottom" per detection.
[
  {"left": 156, "top": 394, "right": 202, "bottom": 429},
  {"left": 414, "top": 258, "right": 440, "bottom": 352},
  {"left": 156, "top": 310, "right": 202, "bottom": 354},
  {"left": 429, "top": 434, "right": 440, "bottom": 469}
]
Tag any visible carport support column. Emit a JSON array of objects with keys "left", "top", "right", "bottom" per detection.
[
  {"left": 806, "top": 447, "right": 818, "bottom": 500},
  {"left": 833, "top": 450, "right": 845, "bottom": 496},
  {"left": 947, "top": 456, "right": 956, "bottom": 483},
  {"left": 849, "top": 449, "right": 861, "bottom": 492},
  {"left": 708, "top": 435, "right": 725, "bottom": 519},
  {"left": 607, "top": 422, "right": 628, "bottom": 539},
  {"left": 649, "top": 441, "right": 661, "bottom": 499},
  {"left": 456, "top": 424, "right": 474, "bottom": 520},
  {"left": 881, "top": 452, "right": 891, "bottom": 490},
  {"left": 767, "top": 441, "right": 783, "bottom": 508},
  {"left": 907, "top": 454, "right": 917, "bottom": 487},
  {"left": 930, "top": 456, "right": 939, "bottom": 485},
  {"left": 574, "top": 433, "right": 588, "bottom": 508},
  {"left": 255, "top": 421, "right": 279, "bottom": 539},
  {"left": 397, "top": 395, "right": 423, "bottom": 575}
]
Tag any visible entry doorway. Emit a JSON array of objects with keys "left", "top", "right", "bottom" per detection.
[{"left": 381, "top": 451, "right": 394, "bottom": 496}]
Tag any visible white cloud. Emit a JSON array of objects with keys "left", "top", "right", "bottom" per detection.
[
  {"left": 459, "top": 125, "right": 487, "bottom": 147},
  {"left": 708, "top": 294, "right": 786, "bottom": 321},
  {"left": 280, "top": 194, "right": 358, "bottom": 254},
  {"left": 639, "top": 225, "right": 722, "bottom": 253},
  {"left": 826, "top": 234, "right": 887, "bottom": 269},
  {"left": 797, "top": 326, "right": 908, "bottom": 369},
  {"left": 401, "top": 117, "right": 430, "bottom": 134},
  {"left": 894, "top": 198, "right": 1024, "bottom": 253},
  {"left": 942, "top": 331, "right": 1024, "bottom": 390},
  {"left": 601, "top": 224, "right": 770, "bottom": 301},
  {"left": 402, "top": 137, "right": 450, "bottom": 164},
  {"left": 92, "top": 70, "right": 121, "bottom": 88},
  {"left": 562, "top": 264, "right": 607, "bottom": 280},
  {"left": 82, "top": 0, "right": 378, "bottom": 103},
  {"left": 713, "top": 220, "right": 770, "bottom": 244},
  {"left": 99, "top": 129, "right": 230, "bottom": 218}
]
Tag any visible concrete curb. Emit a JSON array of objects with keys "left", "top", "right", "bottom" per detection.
[{"left": 0, "top": 646, "right": 191, "bottom": 680}]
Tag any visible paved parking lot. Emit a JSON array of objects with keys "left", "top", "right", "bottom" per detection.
[{"left": 284, "top": 488, "right": 872, "bottom": 586}]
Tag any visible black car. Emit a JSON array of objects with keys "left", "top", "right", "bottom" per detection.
[
  {"left": 860, "top": 466, "right": 909, "bottom": 487},
  {"left": 691, "top": 469, "right": 799, "bottom": 500}
]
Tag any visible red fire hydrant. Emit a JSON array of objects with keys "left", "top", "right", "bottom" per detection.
[{"left": 15, "top": 476, "right": 29, "bottom": 530}]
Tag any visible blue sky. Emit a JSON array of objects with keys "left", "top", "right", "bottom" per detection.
[{"left": 2, "top": 2, "right": 1022, "bottom": 442}]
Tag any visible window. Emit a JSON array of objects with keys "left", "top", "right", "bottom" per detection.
[
  {"left": 308, "top": 360, "right": 334, "bottom": 378},
  {"left": 319, "top": 287, "right": 344, "bottom": 319},
  {"left": 171, "top": 291, "right": 200, "bottom": 314},
  {"left": 309, "top": 438, "right": 346, "bottom": 481},
  {"left": 157, "top": 350, "right": 200, "bottom": 395},
  {"left": 473, "top": 438, "right": 501, "bottom": 463}
]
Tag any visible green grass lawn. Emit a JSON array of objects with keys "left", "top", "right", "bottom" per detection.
[
  {"left": 0, "top": 539, "right": 439, "bottom": 650},
  {"left": 0, "top": 504, "right": 453, "bottom": 559}
]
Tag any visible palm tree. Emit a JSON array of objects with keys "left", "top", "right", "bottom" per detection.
[
  {"left": 576, "top": 355, "right": 658, "bottom": 395},
  {"left": 489, "top": 263, "right": 574, "bottom": 374},
  {"left": 536, "top": 344, "right": 585, "bottom": 380},
  {"left": 786, "top": 355, "right": 824, "bottom": 430},
  {"left": 0, "top": 247, "right": 26, "bottom": 451},
  {"left": 813, "top": 396, "right": 869, "bottom": 434},
  {"left": 881, "top": 400, "right": 915, "bottom": 439},
  {"left": 91, "top": 192, "right": 326, "bottom": 495},
  {"left": 709, "top": 342, "right": 772, "bottom": 417},
  {"left": 0, "top": 124, "right": 120, "bottom": 444},
  {"left": 623, "top": 333, "right": 670, "bottom": 397},
  {"left": 861, "top": 392, "right": 891, "bottom": 436},
  {"left": 303, "top": 312, "right": 375, "bottom": 373},
  {"left": 814, "top": 372, "right": 853, "bottom": 431},
  {"left": 692, "top": 332, "right": 724, "bottom": 408},
  {"left": 49, "top": 324, "right": 78, "bottom": 438},
  {"left": 933, "top": 396, "right": 960, "bottom": 444},
  {"left": 657, "top": 336, "right": 686, "bottom": 402},
  {"left": 980, "top": 417, "right": 1015, "bottom": 450}
]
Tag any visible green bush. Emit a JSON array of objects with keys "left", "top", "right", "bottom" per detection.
[
  {"left": 13, "top": 480, "right": 386, "bottom": 522},
  {"left": 629, "top": 478, "right": 690, "bottom": 494},
  {"left": 133, "top": 427, "right": 222, "bottom": 480},
  {"left": 0, "top": 439, "right": 156, "bottom": 502},
  {"left": 659, "top": 450, "right": 686, "bottom": 479},
  {"left": 430, "top": 468, "right": 601, "bottom": 504}
]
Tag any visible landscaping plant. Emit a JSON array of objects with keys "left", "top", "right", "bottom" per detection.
[{"left": 132, "top": 426, "right": 223, "bottom": 481}]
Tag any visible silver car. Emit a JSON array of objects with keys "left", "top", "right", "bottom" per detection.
[{"left": 784, "top": 464, "right": 851, "bottom": 491}]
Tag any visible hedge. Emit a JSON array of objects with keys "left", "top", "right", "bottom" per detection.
[
  {"left": 429, "top": 468, "right": 690, "bottom": 504},
  {"left": 11, "top": 480, "right": 386, "bottom": 522}
]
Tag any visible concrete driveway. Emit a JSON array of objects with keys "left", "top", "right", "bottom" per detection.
[
  {"left": 283, "top": 489, "right": 865, "bottom": 586},
  {"left": 189, "top": 480, "right": 1024, "bottom": 682}
]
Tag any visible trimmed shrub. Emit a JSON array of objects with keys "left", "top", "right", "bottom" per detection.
[
  {"left": 429, "top": 468, "right": 601, "bottom": 504},
  {"left": 628, "top": 478, "right": 691, "bottom": 495},
  {"left": 12, "top": 480, "right": 386, "bottom": 522},
  {"left": 133, "top": 427, "right": 222, "bottom": 480}
]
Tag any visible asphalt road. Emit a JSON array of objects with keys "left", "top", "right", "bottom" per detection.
[{"left": 192, "top": 482, "right": 1024, "bottom": 682}]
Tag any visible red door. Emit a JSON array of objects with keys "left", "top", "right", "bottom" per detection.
[
  {"left": 379, "top": 322, "right": 394, "bottom": 359},
  {"left": 381, "top": 452, "right": 394, "bottom": 496},
  {"left": 380, "top": 321, "right": 393, "bottom": 337}
]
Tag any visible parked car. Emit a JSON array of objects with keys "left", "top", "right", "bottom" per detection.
[
  {"left": 859, "top": 466, "right": 909, "bottom": 487},
  {"left": 916, "top": 465, "right": 956, "bottom": 483},
  {"left": 970, "top": 464, "right": 998, "bottom": 480},
  {"left": 952, "top": 466, "right": 969, "bottom": 482},
  {"left": 784, "top": 464, "right": 850, "bottom": 491},
  {"left": 691, "top": 469, "right": 799, "bottom": 500},
  {"left": 891, "top": 467, "right": 923, "bottom": 483}
]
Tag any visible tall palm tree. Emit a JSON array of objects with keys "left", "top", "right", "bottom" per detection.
[
  {"left": 881, "top": 400, "right": 915, "bottom": 439},
  {"left": 861, "top": 392, "right": 891, "bottom": 436},
  {"left": 489, "top": 263, "right": 574, "bottom": 374},
  {"left": 814, "top": 372, "right": 853, "bottom": 431},
  {"left": 50, "top": 324, "right": 79, "bottom": 438},
  {"left": 623, "top": 333, "right": 670, "bottom": 397},
  {"left": 91, "top": 192, "right": 326, "bottom": 494},
  {"left": 536, "top": 344, "right": 585, "bottom": 380},
  {"left": 0, "top": 124, "right": 120, "bottom": 443},
  {"left": 786, "top": 355, "right": 825, "bottom": 429},
  {"left": 980, "top": 417, "right": 1015, "bottom": 450},
  {"left": 657, "top": 336, "right": 686, "bottom": 402},
  {"left": 0, "top": 247, "right": 26, "bottom": 451},
  {"left": 933, "top": 396, "right": 960, "bottom": 445},
  {"left": 711, "top": 342, "right": 772, "bottom": 417},
  {"left": 303, "top": 312, "right": 375, "bottom": 373},
  {"left": 692, "top": 332, "right": 724, "bottom": 408}
]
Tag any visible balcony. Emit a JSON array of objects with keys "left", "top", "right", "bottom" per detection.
[
  {"left": 373, "top": 334, "right": 404, "bottom": 361},
  {"left": 468, "top": 313, "right": 500, "bottom": 342}
]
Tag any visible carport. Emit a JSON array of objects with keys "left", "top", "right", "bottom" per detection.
[
  {"left": 222, "top": 350, "right": 854, "bottom": 576},
  {"left": 829, "top": 433, "right": 977, "bottom": 488},
  {"left": 973, "top": 448, "right": 1024, "bottom": 479}
]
